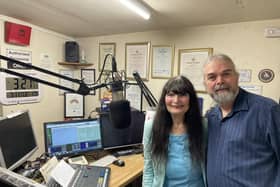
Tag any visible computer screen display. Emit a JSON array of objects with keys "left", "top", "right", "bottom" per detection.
[
  {"left": 100, "top": 110, "right": 145, "bottom": 150},
  {"left": 0, "top": 110, "right": 38, "bottom": 171},
  {"left": 44, "top": 118, "right": 102, "bottom": 158}
]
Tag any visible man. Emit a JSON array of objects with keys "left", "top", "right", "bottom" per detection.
[{"left": 203, "top": 54, "right": 280, "bottom": 187}]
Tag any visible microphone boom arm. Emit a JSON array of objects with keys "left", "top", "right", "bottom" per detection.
[
  {"left": 0, "top": 55, "right": 108, "bottom": 95},
  {"left": 133, "top": 71, "right": 158, "bottom": 107},
  {"left": 0, "top": 55, "right": 157, "bottom": 106},
  {"left": 0, "top": 67, "right": 78, "bottom": 93}
]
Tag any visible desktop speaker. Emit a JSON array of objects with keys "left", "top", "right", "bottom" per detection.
[{"left": 65, "top": 41, "right": 79, "bottom": 62}]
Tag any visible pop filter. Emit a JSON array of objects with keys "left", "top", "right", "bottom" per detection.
[{"left": 109, "top": 100, "right": 131, "bottom": 129}]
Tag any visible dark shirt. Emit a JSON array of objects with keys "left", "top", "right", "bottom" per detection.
[{"left": 206, "top": 88, "right": 280, "bottom": 187}]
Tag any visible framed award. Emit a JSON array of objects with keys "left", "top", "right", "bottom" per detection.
[{"left": 64, "top": 93, "right": 85, "bottom": 118}]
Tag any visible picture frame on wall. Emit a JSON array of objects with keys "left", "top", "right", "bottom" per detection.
[
  {"left": 178, "top": 48, "right": 213, "bottom": 93},
  {"left": 81, "top": 68, "right": 96, "bottom": 95},
  {"left": 125, "top": 42, "right": 150, "bottom": 80},
  {"left": 98, "top": 72, "right": 112, "bottom": 100},
  {"left": 151, "top": 45, "right": 174, "bottom": 79},
  {"left": 125, "top": 82, "right": 143, "bottom": 111},
  {"left": 64, "top": 93, "right": 85, "bottom": 118},
  {"left": 238, "top": 69, "right": 252, "bottom": 82},
  {"left": 99, "top": 43, "right": 116, "bottom": 71},
  {"left": 59, "top": 69, "right": 74, "bottom": 95}
]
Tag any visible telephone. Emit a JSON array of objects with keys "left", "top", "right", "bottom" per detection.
[{"left": 68, "top": 156, "right": 88, "bottom": 165}]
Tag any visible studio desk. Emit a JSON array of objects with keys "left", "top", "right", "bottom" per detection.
[{"left": 108, "top": 154, "right": 144, "bottom": 187}]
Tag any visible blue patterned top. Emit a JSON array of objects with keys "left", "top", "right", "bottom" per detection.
[{"left": 163, "top": 133, "right": 204, "bottom": 187}]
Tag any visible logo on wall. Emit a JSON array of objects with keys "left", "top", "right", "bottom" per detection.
[{"left": 258, "top": 69, "right": 274, "bottom": 83}]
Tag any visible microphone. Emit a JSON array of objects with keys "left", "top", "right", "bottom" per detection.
[
  {"left": 109, "top": 100, "right": 131, "bottom": 129},
  {"left": 108, "top": 56, "right": 131, "bottom": 129},
  {"left": 111, "top": 56, "right": 124, "bottom": 101}
]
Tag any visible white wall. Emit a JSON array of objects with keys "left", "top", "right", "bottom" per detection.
[
  {"left": 172, "top": 20, "right": 280, "bottom": 111},
  {"left": 78, "top": 19, "right": 280, "bottom": 115},
  {"left": 1, "top": 15, "right": 279, "bottom": 158},
  {"left": 77, "top": 30, "right": 174, "bottom": 115},
  {"left": 0, "top": 15, "right": 75, "bottom": 158}
]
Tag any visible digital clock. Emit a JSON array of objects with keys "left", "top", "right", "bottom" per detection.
[
  {"left": 6, "top": 77, "right": 39, "bottom": 90},
  {"left": 0, "top": 71, "right": 42, "bottom": 105}
]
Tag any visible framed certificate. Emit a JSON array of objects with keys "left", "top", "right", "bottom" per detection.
[
  {"left": 59, "top": 69, "right": 74, "bottom": 95},
  {"left": 151, "top": 45, "right": 174, "bottom": 79},
  {"left": 81, "top": 68, "right": 96, "bottom": 95},
  {"left": 125, "top": 42, "right": 150, "bottom": 80},
  {"left": 64, "top": 93, "right": 85, "bottom": 118},
  {"left": 99, "top": 43, "right": 116, "bottom": 71},
  {"left": 178, "top": 48, "right": 213, "bottom": 93},
  {"left": 125, "top": 82, "right": 143, "bottom": 111},
  {"left": 238, "top": 69, "right": 252, "bottom": 82},
  {"left": 240, "top": 85, "right": 263, "bottom": 95},
  {"left": 98, "top": 72, "right": 112, "bottom": 100}
]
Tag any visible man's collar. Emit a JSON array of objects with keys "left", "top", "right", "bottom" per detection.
[{"left": 232, "top": 88, "right": 249, "bottom": 113}]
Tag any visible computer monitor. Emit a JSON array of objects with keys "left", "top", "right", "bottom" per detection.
[
  {"left": 100, "top": 109, "right": 145, "bottom": 150},
  {"left": 0, "top": 110, "right": 38, "bottom": 171},
  {"left": 44, "top": 118, "right": 102, "bottom": 158}
]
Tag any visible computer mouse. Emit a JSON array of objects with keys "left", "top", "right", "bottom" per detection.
[{"left": 113, "top": 159, "right": 125, "bottom": 167}]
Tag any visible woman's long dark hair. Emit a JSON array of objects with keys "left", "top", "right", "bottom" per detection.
[{"left": 151, "top": 75, "right": 204, "bottom": 163}]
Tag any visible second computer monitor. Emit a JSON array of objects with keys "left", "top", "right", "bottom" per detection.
[
  {"left": 44, "top": 118, "right": 102, "bottom": 158},
  {"left": 0, "top": 110, "right": 38, "bottom": 171},
  {"left": 100, "top": 110, "right": 145, "bottom": 150}
]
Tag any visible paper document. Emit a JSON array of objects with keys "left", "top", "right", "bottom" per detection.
[
  {"left": 39, "top": 156, "right": 59, "bottom": 182},
  {"left": 50, "top": 160, "right": 75, "bottom": 187}
]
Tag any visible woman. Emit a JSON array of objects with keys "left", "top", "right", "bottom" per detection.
[{"left": 143, "top": 75, "right": 205, "bottom": 187}]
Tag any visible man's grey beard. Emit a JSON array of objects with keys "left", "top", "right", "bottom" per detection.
[{"left": 211, "top": 85, "right": 238, "bottom": 106}]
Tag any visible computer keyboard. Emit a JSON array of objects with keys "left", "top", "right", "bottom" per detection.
[
  {"left": 47, "top": 164, "right": 110, "bottom": 187},
  {"left": 0, "top": 166, "right": 44, "bottom": 187},
  {"left": 89, "top": 155, "right": 117, "bottom": 167}
]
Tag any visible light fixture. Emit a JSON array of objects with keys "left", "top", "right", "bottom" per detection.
[{"left": 120, "top": 0, "right": 151, "bottom": 20}]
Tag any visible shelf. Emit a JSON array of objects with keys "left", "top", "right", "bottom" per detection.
[{"left": 58, "top": 62, "right": 93, "bottom": 66}]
